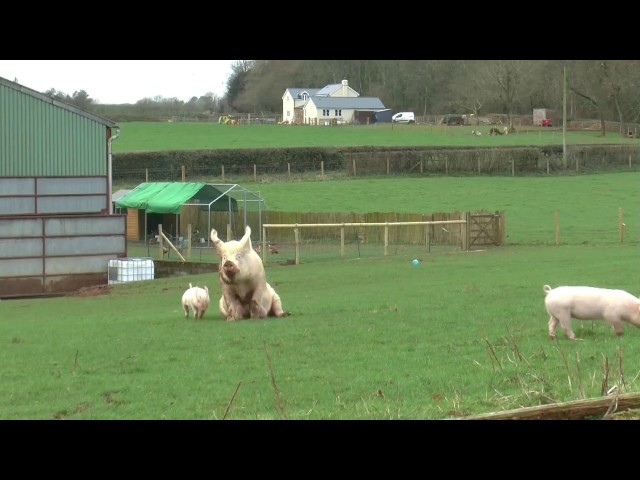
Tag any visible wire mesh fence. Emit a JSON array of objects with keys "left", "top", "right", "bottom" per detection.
[{"left": 112, "top": 147, "right": 640, "bottom": 186}]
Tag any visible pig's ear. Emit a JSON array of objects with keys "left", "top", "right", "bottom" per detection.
[
  {"left": 240, "top": 226, "right": 253, "bottom": 251},
  {"left": 210, "top": 229, "right": 224, "bottom": 254}
]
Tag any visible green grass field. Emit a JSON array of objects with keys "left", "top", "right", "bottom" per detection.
[
  {"left": 2, "top": 170, "right": 639, "bottom": 419},
  {"left": 1, "top": 243, "right": 638, "bottom": 419},
  {"left": 112, "top": 122, "right": 640, "bottom": 153}
]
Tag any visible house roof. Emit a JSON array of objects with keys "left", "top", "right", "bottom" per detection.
[
  {"left": 0, "top": 76, "right": 117, "bottom": 128},
  {"left": 286, "top": 87, "right": 322, "bottom": 99},
  {"left": 315, "top": 83, "right": 350, "bottom": 96},
  {"left": 307, "top": 96, "right": 386, "bottom": 110},
  {"left": 115, "top": 182, "right": 239, "bottom": 214}
]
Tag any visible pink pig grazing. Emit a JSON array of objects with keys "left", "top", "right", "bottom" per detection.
[
  {"left": 181, "top": 283, "right": 210, "bottom": 319},
  {"left": 543, "top": 284, "right": 640, "bottom": 340},
  {"left": 210, "top": 226, "right": 288, "bottom": 321}
]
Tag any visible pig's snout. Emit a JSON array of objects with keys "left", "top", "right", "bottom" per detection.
[{"left": 223, "top": 260, "right": 239, "bottom": 276}]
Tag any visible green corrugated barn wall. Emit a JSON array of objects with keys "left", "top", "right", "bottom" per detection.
[{"left": 0, "top": 76, "right": 116, "bottom": 177}]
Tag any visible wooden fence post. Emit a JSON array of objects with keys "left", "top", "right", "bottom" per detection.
[
  {"left": 425, "top": 224, "right": 430, "bottom": 252},
  {"left": 181, "top": 165, "right": 186, "bottom": 182},
  {"left": 294, "top": 226, "right": 300, "bottom": 265},
  {"left": 187, "top": 224, "right": 192, "bottom": 260},
  {"left": 619, "top": 207, "right": 625, "bottom": 243},
  {"left": 384, "top": 224, "right": 389, "bottom": 256},
  {"left": 221, "top": 165, "right": 225, "bottom": 182},
  {"left": 253, "top": 164, "right": 257, "bottom": 182},
  {"left": 499, "top": 211, "right": 506, "bottom": 245},
  {"left": 145, "top": 168, "right": 149, "bottom": 182},
  {"left": 352, "top": 158, "right": 357, "bottom": 176},
  {"left": 321, "top": 161, "right": 324, "bottom": 177},
  {"left": 463, "top": 212, "right": 470, "bottom": 251},
  {"left": 288, "top": 163, "right": 291, "bottom": 181}
]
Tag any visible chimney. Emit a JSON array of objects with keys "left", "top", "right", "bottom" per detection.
[{"left": 342, "top": 79, "right": 348, "bottom": 96}]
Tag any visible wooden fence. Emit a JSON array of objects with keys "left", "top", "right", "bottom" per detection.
[
  {"left": 259, "top": 211, "right": 505, "bottom": 265},
  {"left": 144, "top": 211, "right": 505, "bottom": 264}
]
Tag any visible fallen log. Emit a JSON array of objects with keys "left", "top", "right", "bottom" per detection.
[{"left": 457, "top": 392, "right": 640, "bottom": 420}]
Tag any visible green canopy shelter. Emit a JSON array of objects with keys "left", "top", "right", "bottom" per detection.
[{"left": 116, "top": 182, "right": 264, "bottom": 244}]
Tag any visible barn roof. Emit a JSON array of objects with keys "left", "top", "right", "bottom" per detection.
[
  {"left": 0, "top": 76, "right": 117, "bottom": 127},
  {"left": 111, "top": 189, "right": 132, "bottom": 203}
]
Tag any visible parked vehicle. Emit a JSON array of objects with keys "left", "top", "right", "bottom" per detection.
[{"left": 392, "top": 112, "right": 415, "bottom": 124}]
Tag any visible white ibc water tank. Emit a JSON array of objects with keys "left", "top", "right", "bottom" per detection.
[{"left": 108, "top": 258, "right": 154, "bottom": 284}]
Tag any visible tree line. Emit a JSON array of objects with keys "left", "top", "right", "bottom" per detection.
[{"left": 48, "top": 60, "right": 640, "bottom": 136}]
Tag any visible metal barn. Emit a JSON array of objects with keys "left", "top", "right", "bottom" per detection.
[{"left": 0, "top": 76, "right": 127, "bottom": 298}]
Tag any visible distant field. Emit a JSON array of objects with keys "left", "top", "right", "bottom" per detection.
[
  {"left": 112, "top": 122, "right": 639, "bottom": 153},
  {"left": 250, "top": 172, "right": 640, "bottom": 247}
]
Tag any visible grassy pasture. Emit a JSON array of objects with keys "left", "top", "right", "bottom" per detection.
[
  {"left": 1, "top": 244, "right": 638, "bottom": 420},
  {"left": 1, "top": 171, "right": 639, "bottom": 419},
  {"left": 111, "top": 122, "right": 639, "bottom": 153}
]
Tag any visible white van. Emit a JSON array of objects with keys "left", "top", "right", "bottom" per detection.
[{"left": 392, "top": 112, "right": 415, "bottom": 124}]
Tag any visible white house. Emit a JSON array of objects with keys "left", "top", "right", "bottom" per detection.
[{"left": 282, "top": 79, "right": 386, "bottom": 125}]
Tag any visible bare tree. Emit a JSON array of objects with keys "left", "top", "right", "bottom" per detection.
[
  {"left": 451, "top": 61, "right": 486, "bottom": 123},
  {"left": 226, "top": 60, "right": 256, "bottom": 111},
  {"left": 567, "top": 61, "right": 615, "bottom": 137},
  {"left": 485, "top": 60, "right": 529, "bottom": 130}
]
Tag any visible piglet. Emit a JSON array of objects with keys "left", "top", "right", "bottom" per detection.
[{"left": 182, "top": 282, "right": 210, "bottom": 319}]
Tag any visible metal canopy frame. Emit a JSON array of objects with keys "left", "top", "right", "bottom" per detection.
[{"left": 180, "top": 183, "right": 265, "bottom": 245}]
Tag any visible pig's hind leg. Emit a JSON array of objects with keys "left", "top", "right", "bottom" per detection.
[
  {"left": 269, "top": 293, "right": 289, "bottom": 318},
  {"left": 550, "top": 312, "right": 576, "bottom": 340},
  {"left": 548, "top": 315, "right": 560, "bottom": 339}
]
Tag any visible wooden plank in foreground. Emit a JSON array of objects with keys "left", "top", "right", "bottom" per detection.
[{"left": 457, "top": 392, "right": 640, "bottom": 420}]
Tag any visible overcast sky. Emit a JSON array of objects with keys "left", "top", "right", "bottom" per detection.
[{"left": 0, "top": 60, "right": 236, "bottom": 104}]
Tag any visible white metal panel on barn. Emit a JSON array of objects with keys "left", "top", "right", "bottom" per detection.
[{"left": 0, "top": 215, "right": 127, "bottom": 298}]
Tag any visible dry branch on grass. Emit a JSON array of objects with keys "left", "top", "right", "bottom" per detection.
[
  {"left": 264, "top": 342, "right": 288, "bottom": 420},
  {"left": 457, "top": 392, "right": 640, "bottom": 420},
  {"left": 223, "top": 381, "right": 242, "bottom": 420}
]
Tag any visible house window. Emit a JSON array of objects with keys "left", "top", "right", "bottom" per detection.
[
  {"left": 286, "top": 111, "right": 290, "bottom": 117},
  {"left": 323, "top": 109, "right": 329, "bottom": 116},
  {"left": 335, "top": 109, "right": 341, "bottom": 116}
]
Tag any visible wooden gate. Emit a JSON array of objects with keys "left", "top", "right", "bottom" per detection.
[{"left": 466, "top": 211, "right": 505, "bottom": 249}]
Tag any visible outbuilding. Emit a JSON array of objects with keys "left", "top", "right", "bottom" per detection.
[{"left": 0, "top": 77, "right": 127, "bottom": 298}]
